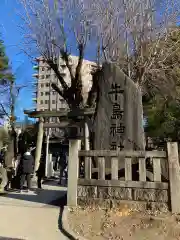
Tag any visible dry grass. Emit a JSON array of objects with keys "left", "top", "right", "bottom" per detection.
[{"left": 68, "top": 206, "right": 180, "bottom": 240}]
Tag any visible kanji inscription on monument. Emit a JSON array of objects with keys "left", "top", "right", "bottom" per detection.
[
  {"left": 93, "top": 63, "right": 145, "bottom": 157},
  {"left": 108, "top": 83, "right": 125, "bottom": 151}
]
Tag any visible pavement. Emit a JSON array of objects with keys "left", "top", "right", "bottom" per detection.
[{"left": 0, "top": 180, "right": 69, "bottom": 240}]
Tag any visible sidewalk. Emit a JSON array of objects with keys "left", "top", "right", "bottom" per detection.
[{"left": 0, "top": 180, "right": 69, "bottom": 240}]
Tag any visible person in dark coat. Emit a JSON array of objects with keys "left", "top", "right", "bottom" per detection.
[
  {"left": 36, "top": 155, "right": 45, "bottom": 189},
  {"left": 19, "top": 147, "right": 34, "bottom": 192},
  {"left": 4, "top": 166, "right": 15, "bottom": 191},
  {"left": 58, "top": 151, "right": 67, "bottom": 185}
]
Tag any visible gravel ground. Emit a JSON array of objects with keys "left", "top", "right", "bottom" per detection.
[{"left": 68, "top": 206, "right": 180, "bottom": 240}]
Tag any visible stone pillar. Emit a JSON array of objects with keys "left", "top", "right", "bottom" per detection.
[
  {"left": 167, "top": 142, "right": 180, "bottom": 214},
  {"left": 48, "top": 153, "right": 54, "bottom": 177},
  {"left": 45, "top": 133, "right": 50, "bottom": 177},
  {"left": 34, "top": 117, "right": 44, "bottom": 172},
  {"left": 84, "top": 120, "right": 91, "bottom": 179},
  {"left": 84, "top": 120, "right": 90, "bottom": 151},
  {"left": 67, "top": 139, "right": 81, "bottom": 207}
]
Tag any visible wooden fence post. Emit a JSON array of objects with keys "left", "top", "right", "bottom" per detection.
[
  {"left": 167, "top": 142, "right": 180, "bottom": 214},
  {"left": 67, "top": 139, "right": 81, "bottom": 207}
]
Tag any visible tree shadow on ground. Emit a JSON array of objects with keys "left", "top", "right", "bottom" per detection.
[
  {"left": 57, "top": 194, "right": 75, "bottom": 240},
  {"left": 0, "top": 182, "right": 69, "bottom": 239},
  {"left": 0, "top": 188, "right": 67, "bottom": 207},
  {"left": 0, "top": 238, "right": 25, "bottom": 240},
  {"left": 43, "top": 179, "right": 67, "bottom": 188}
]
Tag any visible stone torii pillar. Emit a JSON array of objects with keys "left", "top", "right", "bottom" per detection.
[{"left": 34, "top": 117, "right": 44, "bottom": 172}]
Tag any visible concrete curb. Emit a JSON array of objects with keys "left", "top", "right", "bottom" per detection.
[{"left": 62, "top": 206, "right": 87, "bottom": 240}]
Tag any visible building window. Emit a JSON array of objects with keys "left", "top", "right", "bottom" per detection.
[
  {"left": 46, "top": 75, "right": 50, "bottom": 78},
  {"left": 45, "top": 100, "right": 49, "bottom": 104},
  {"left": 52, "top": 91, "right": 56, "bottom": 95},
  {"left": 46, "top": 83, "right": 50, "bottom": 87},
  {"left": 51, "top": 117, "right": 56, "bottom": 122},
  {"left": 41, "top": 83, "right": 44, "bottom": 88},
  {"left": 45, "top": 92, "right": 49, "bottom": 96},
  {"left": 41, "top": 92, "right": 43, "bottom": 96},
  {"left": 42, "top": 67, "right": 45, "bottom": 71},
  {"left": 41, "top": 75, "right": 45, "bottom": 79},
  {"left": 40, "top": 100, "right": 43, "bottom": 104},
  {"left": 51, "top": 128, "right": 56, "bottom": 133},
  {"left": 52, "top": 100, "right": 56, "bottom": 104}
]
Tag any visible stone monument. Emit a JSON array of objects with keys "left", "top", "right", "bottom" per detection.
[{"left": 93, "top": 63, "right": 145, "bottom": 168}]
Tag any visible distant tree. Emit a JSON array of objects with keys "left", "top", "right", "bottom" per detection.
[
  {"left": 0, "top": 39, "right": 13, "bottom": 83},
  {"left": 144, "top": 96, "right": 180, "bottom": 141},
  {"left": 0, "top": 39, "right": 27, "bottom": 165},
  {"left": 0, "top": 127, "right": 9, "bottom": 150},
  {"left": 0, "top": 39, "right": 14, "bottom": 119},
  {"left": 144, "top": 28, "right": 180, "bottom": 141}
]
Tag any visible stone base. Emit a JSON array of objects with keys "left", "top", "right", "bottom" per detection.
[
  {"left": 77, "top": 186, "right": 169, "bottom": 202},
  {"left": 77, "top": 198, "right": 169, "bottom": 213}
]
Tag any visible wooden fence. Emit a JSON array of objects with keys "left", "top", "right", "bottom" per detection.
[{"left": 67, "top": 140, "right": 180, "bottom": 214}]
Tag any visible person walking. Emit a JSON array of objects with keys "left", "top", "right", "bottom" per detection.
[
  {"left": 19, "top": 147, "right": 34, "bottom": 193},
  {"left": 4, "top": 166, "right": 15, "bottom": 191},
  {"left": 58, "top": 151, "right": 67, "bottom": 185},
  {"left": 36, "top": 155, "right": 45, "bottom": 189}
]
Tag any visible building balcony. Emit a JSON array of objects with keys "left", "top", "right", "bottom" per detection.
[
  {"left": 33, "top": 65, "right": 39, "bottom": 70},
  {"left": 32, "top": 94, "right": 37, "bottom": 99},
  {"left": 32, "top": 73, "right": 39, "bottom": 78}
]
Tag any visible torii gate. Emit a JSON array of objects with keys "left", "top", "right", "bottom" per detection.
[{"left": 24, "top": 108, "right": 94, "bottom": 173}]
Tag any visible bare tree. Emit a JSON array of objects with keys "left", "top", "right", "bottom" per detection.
[
  {"left": 83, "top": 0, "right": 180, "bottom": 96},
  {"left": 18, "top": 0, "right": 180, "bottom": 108},
  {"left": 19, "top": 0, "right": 98, "bottom": 109}
]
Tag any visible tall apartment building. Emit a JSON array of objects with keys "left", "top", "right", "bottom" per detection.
[{"left": 32, "top": 55, "right": 96, "bottom": 128}]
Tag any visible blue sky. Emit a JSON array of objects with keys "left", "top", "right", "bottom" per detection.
[
  {"left": 0, "top": 0, "right": 97, "bottom": 123},
  {"left": 0, "top": 0, "right": 34, "bottom": 121}
]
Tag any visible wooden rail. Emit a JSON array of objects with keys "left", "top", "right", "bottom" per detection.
[
  {"left": 79, "top": 150, "right": 167, "bottom": 185},
  {"left": 67, "top": 140, "right": 180, "bottom": 214},
  {"left": 78, "top": 179, "right": 168, "bottom": 189},
  {"left": 79, "top": 150, "right": 166, "bottom": 158}
]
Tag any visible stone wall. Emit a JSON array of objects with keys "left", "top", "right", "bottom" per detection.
[{"left": 77, "top": 185, "right": 169, "bottom": 212}]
